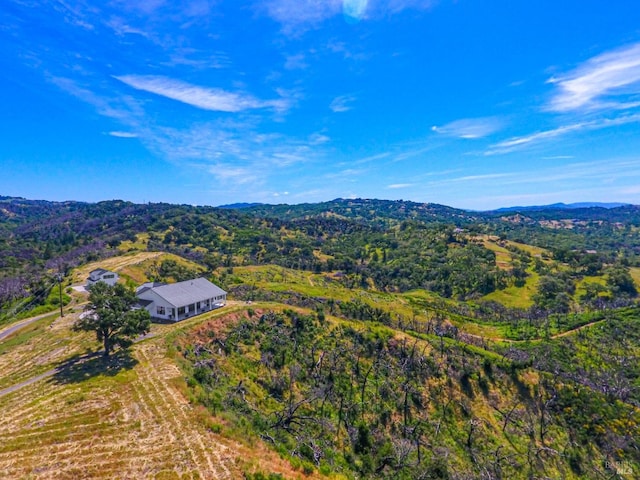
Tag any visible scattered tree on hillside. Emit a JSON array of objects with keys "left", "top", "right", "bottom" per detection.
[
  {"left": 606, "top": 266, "right": 638, "bottom": 298},
  {"left": 74, "top": 282, "right": 150, "bottom": 358},
  {"left": 533, "top": 274, "right": 575, "bottom": 313}
]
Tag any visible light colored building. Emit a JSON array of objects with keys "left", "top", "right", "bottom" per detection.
[
  {"left": 136, "top": 278, "right": 226, "bottom": 321},
  {"left": 86, "top": 268, "right": 119, "bottom": 287}
]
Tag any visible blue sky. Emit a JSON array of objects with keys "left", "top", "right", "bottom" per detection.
[{"left": 2, "top": 0, "right": 640, "bottom": 209}]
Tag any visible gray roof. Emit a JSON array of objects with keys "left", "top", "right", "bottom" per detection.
[
  {"left": 149, "top": 278, "right": 226, "bottom": 307},
  {"left": 88, "top": 268, "right": 117, "bottom": 281},
  {"left": 136, "top": 281, "right": 166, "bottom": 295}
]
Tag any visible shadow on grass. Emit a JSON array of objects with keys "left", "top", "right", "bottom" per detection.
[{"left": 53, "top": 350, "right": 138, "bottom": 384}]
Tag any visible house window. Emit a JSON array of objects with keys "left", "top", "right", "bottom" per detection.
[
  {"left": 157, "top": 306, "right": 166, "bottom": 315},
  {"left": 103, "top": 274, "right": 115, "bottom": 279},
  {"left": 178, "top": 306, "right": 186, "bottom": 315}
]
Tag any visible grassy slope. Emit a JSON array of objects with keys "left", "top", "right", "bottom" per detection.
[
  {"left": 0, "top": 309, "right": 239, "bottom": 478},
  {"left": 482, "top": 269, "right": 540, "bottom": 309},
  {"left": 478, "top": 236, "right": 550, "bottom": 309},
  {"left": 71, "top": 251, "right": 206, "bottom": 286},
  {"left": 2, "top": 252, "right": 639, "bottom": 479},
  {"left": 0, "top": 306, "right": 307, "bottom": 478},
  {"left": 0, "top": 254, "right": 326, "bottom": 479},
  {"left": 226, "top": 265, "right": 507, "bottom": 339},
  {"left": 117, "top": 232, "right": 150, "bottom": 252},
  {"left": 630, "top": 267, "right": 640, "bottom": 290}
]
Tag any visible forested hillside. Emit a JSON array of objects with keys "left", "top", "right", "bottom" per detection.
[
  {"left": 176, "top": 307, "right": 639, "bottom": 479},
  {"left": 1, "top": 196, "right": 639, "bottom": 478},
  {"left": 2, "top": 196, "right": 639, "bottom": 319}
]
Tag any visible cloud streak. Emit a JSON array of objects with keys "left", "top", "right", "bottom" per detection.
[
  {"left": 108, "top": 131, "right": 138, "bottom": 138},
  {"left": 263, "top": 0, "right": 434, "bottom": 33},
  {"left": 387, "top": 183, "right": 414, "bottom": 189},
  {"left": 330, "top": 95, "right": 356, "bottom": 112},
  {"left": 137, "top": 120, "right": 327, "bottom": 189},
  {"left": 548, "top": 42, "right": 640, "bottom": 112},
  {"left": 486, "top": 114, "right": 640, "bottom": 155},
  {"left": 115, "top": 75, "right": 290, "bottom": 113},
  {"left": 263, "top": 0, "right": 341, "bottom": 32},
  {"left": 432, "top": 117, "right": 504, "bottom": 139},
  {"left": 428, "top": 159, "right": 640, "bottom": 190}
]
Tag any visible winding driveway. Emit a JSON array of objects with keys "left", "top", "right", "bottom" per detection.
[{"left": 0, "top": 312, "right": 56, "bottom": 342}]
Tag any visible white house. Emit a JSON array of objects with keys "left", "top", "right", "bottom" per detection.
[
  {"left": 136, "top": 277, "right": 227, "bottom": 322},
  {"left": 86, "top": 268, "right": 119, "bottom": 287}
]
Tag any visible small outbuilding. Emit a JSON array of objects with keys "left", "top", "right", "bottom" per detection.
[
  {"left": 86, "top": 268, "right": 119, "bottom": 287},
  {"left": 135, "top": 277, "right": 226, "bottom": 321}
]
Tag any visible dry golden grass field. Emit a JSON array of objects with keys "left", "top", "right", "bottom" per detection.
[{"left": 0, "top": 255, "right": 313, "bottom": 479}]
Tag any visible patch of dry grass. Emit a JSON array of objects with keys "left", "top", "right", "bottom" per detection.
[
  {"left": 0, "top": 301, "right": 321, "bottom": 479},
  {"left": 70, "top": 252, "right": 166, "bottom": 285},
  {"left": 629, "top": 267, "right": 640, "bottom": 291},
  {"left": 70, "top": 252, "right": 206, "bottom": 287}
]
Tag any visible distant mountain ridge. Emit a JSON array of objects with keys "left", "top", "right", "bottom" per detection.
[
  {"left": 217, "top": 202, "right": 264, "bottom": 209},
  {"left": 492, "top": 202, "right": 632, "bottom": 213}
]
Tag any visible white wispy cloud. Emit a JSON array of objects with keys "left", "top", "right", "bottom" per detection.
[
  {"left": 487, "top": 114, "right": 640, "bottom": 155},
  {"left": 548, "top": 42, "right": 640, "bottom": 112},
  {"left": 450, "top": 173, "right": 515, "bottom": 182},
  {"left": 138, "top": 120, "right": 327, "bottom": 188},
  {"left": 115, "top": 75, "right": 290, "bottom": 113},
  {"left": 348, "top": 151, "right": 392, "bottom": 165},
  {"left": 50, "top": 76, "right": 144, "bottom": 123},
  {"left": 392, "top": 144, "right": 442, "bottom": 162},
  {"left": 263, "top": 0, "right": 434, "bottom": 33},
  {"left": 284, "top": 53, "right": 308, "bottom": 70},
  {"left": 343, "top": 0, "right": 368, "bottom": 21},
  {"left": 205, "top": 164, "right": 261, "bottom": 185},
  {"left": 427, "top": 158, "right": 640, "bottom": 209},
  {"left": 384, "top": 0, "right": 434, "bottom": 14},
  {"left": 163, "top": 49, "right": 230, "bottom": 70},
  {"left": 108, "top": 131, "right": 138, "bottom": 138},
  {"left": 488, "top": 123, "right": 586, "bottom": 153},
  {"left": 106, "top": 16, "right": 150, "bottom": 38},
  {"left": 387, "top": 183, "right": 414, "bottom": 189},
  {"left": 330, "top": 95, "right": 356, "bottom": 112},
  {"left": 51, "top": 74, "right": 320, "bottom": 190},
  {"left": 432, "top": 117, "right": 504, "bottom": 139},
  {"left": 324, "top": 168, "right": 367, "bottom": 179},
  {"left": 309, "top": 133, "right": 330, "bottom": 145},
  {"left": 429, "top": 159, "right": 640, "bottom": 190},
  {"left": 263, "top": 0, "right": 341, "bottom": 32}
]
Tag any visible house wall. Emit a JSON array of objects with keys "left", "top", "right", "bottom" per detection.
[
  {"left": 87, "top": 272, "right": 119, "bottom": 287},
  {"left": 136, "top": 287, "right": 227, "bottom": 322},
  {"left": 137, "top": 289, "right": 176, "bottom": 321},
  {"left": 99, "top": 273, "right": 119, "bottom": 286}
]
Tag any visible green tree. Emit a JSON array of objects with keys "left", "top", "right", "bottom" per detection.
[
  {"left": 606, "top": 266, "right": 637, "bottom": 297},
  {"left": 579, "top": 281, "right": 608, "bottom": 307},
  {"left": 533, "top": 275, "right": 573, "bottom": 313},
  {"left": 74, "top": 282, "right": 151, "bottom": 358}
]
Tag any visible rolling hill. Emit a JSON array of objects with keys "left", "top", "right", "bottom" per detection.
[{"left": 0, "top": 196, "right": 639, "bottom": 478}]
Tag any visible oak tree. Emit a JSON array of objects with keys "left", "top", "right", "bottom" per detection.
[{"left": 74, "top": 282, "right": 151, "bottom": 357}]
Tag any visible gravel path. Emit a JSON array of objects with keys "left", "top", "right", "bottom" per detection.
[
  {"left": 0, "top": 312, "right": 56, "bottom": 342},
  {"left": 0, "top": 369, "right": 57, "bottom": 397}
]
